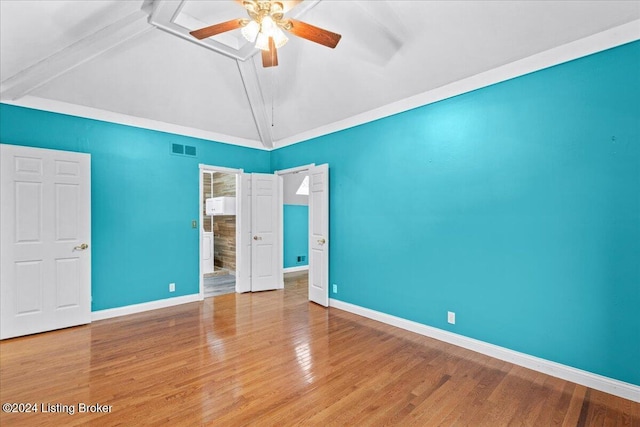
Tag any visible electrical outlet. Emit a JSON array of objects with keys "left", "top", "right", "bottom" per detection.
[
  {"left": 447, "top": 311, "right": 456, "bottom": 324},
  {"left": 169, "top": 283, "right": 175, "bottom": 292},
  {"left": 332, "top": 284, "right": 338, "bottom": 293}
]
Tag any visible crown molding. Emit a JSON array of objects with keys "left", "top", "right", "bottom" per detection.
[
  {"left": 1, "top": 96, "right": 267, "bottom": 151},
  {"left": 273, "top": 20, "right": 640, "bottom": 149},
  {"left": 4, "top": 20, "right": 638, "bottom": 153}
]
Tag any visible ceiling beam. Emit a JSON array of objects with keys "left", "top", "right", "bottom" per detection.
[
  {"left": 236, "top": 59, "right": 274, "bottom": 149},
  {"left": 0, "top": 10, "right": 153, "bottom": 101}
]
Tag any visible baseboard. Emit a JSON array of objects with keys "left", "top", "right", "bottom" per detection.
[
  {"left": 284, "top": 266, "right": 309, "bottom": 273},
  {"left": 329, "top": 299, "right": 640, "bottom": 403},
  {"left": 91, "top": 294, "right": 202, "bottom": 321}
]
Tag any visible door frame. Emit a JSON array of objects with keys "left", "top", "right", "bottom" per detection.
[
  {"left": 199, "top": 163, "right": 326, "bottom": 300},
  {"left": 276, "top": 163, "right": 315, "bottom": 277},
  {"left": 198, "top": 164, "right": 243, "bottom": 300}
]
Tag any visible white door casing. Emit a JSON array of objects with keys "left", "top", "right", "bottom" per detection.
[
  {"left": 237, "top": 173, "right": 251, "bottom": 293},
  {"left": 0, "top": 144, "right": 91, "bottom": 339},
  {"left": 308, "top": 164, "right": 329, "bottom": 307},
  {"left": 250, "top": 173, "right": 282, "bottom": 292}
]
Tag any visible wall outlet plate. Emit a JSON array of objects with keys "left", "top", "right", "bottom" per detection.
[
  {"left": 169, "top": 283, "right": 175, "bottom": 292},
  {"left": 447, "top": 311, "right": 455, "bottom": 324},
  {"left": 332, "top": 284, "right": 338, "bottom": 293}
]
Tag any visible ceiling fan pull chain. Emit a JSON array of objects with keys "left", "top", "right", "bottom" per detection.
[{"left": 272, "top": 68, "right": 275, "bottom": 127}]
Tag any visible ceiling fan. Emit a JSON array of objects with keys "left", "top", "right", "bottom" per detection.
[{"left": 189, "top": 0, "right": 342, "bottom": 68}]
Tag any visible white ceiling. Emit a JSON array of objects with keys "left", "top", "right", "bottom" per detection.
[{"left": 1, "top": 1, "right": 639, "bottom": 150}]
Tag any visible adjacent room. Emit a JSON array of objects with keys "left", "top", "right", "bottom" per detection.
[
  {"left": 202, "top": 170, "right": 238, "bottom": 298},
  {"left": 1, "top": 0, "right": 639, "bottom": 425}
]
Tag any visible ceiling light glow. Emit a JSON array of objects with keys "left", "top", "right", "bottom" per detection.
[
  {"left": 255, "top": 31, "right": 270, "bottom": 51},
  {"left": 240, "top": 11, "right": 288, "bottom": 50},
  {"left": 272, "top": 27, "right": 288, "bottom": 49},
  {"left": 241, "top": 20, "right": 259, "bottom": 42}
]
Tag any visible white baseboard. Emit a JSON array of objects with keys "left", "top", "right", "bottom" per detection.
[
  {"left": 284, "top": 266, "right": 309, "bottom": 273},
  {"left": 329, "top": 299, "right": 640, "bottom": 403},
  {"left": 91, "top": 294, "right": 202, "bottom": 321}
]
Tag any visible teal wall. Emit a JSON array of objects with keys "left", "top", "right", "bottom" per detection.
[
  {"left": 1, "top": 41, "right": 638, "bottom": 386},
  {"left": 0, "top": 104, "right": 271, "bottom": 311},
  {"left": 271, "top": 41, "right": 640, "bottom": 385},
  {"left": 283, "top": 205, "right": 308, "bottom": 268}
]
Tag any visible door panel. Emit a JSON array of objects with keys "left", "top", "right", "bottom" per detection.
[
  {"left": 255, "top": 246, "right": 273, "bottom": 277},
  {"left": 256, "top": 195, "right": 273, "bottom": 232},
  {"left": 15, "top": 181, "right": 42, "bottom": 242},
  {"left": 1, "top": 144, "right": 91, "bottom": 339},
  {"left": 250, "top": 173, "right": 282, "bottom": 292},
  {"left": 308, "top": 164, "right": 329, "bottom": 307},
  {"left": 15, "top": 261, "right": 43, "bottom": 314},
  {"left": 55, "top": 258, "right": 80, "bottom": 309},
  {"left": 55, "top": 183, "right": 79, "bottom": 240}
]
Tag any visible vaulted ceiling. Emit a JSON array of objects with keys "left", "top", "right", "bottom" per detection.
[{"left": 1, "top": 1, "right": 639, "bottom": 150}]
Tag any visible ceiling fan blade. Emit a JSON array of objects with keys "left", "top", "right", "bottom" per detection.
[
  {"left": 261, "top": 37, "right": 279, "bottom": 67},
  {"left": 189, "top": 19, "right": 243, "bottom": 40},
  {"left": 286, "top": 18, "right": 341, "bottom": 49}
]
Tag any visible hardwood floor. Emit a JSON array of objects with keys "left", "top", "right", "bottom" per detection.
[{"left": 1, "top": 273, "right": 638, "bottom": 426}]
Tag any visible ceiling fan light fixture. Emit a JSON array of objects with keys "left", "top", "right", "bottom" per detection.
[
  {"left": 271, "top": 27, "right": 288, "bottom": 48},
  {"left": 255, "top": 31, "right": 270, "bottom": 51},
  {"left": 189, "top": 0, "right": 342, "bottom": 67},
  {"left": 261, "top": 15, "right": 277, "bottom": 35},
  {"left": 241, "top": 20, "right": 260, "bottom": 42}
]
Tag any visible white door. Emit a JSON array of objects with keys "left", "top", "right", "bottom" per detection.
[
  {"left": 250, "top": 173, "right": 282, "bottom": 292},
  {"left": 202, "top": 232, "right": 214, "bottom": 274},
  {"left": 308, "top": 164, "right": 329, "bottom": 306},
  {"left": 0, "top": 144, "right": 91, "bottom": 339}
]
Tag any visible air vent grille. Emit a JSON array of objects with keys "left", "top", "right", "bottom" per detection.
[
  {"left": 171, "top": 143, "right": 184, "bottom": 155},
  {"left": 171, "top": 143, "right": 197, "bottom": 157}
]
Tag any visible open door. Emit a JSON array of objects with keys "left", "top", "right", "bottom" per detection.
[
  {"left": 251, "top": 173, "right": 282, "bottom": 291},
  {"left": 308, "top": 164, "right": 329, "bottom": 306},
  {"left": 238, "top": 173, "right": 283, "bottom": 292}
]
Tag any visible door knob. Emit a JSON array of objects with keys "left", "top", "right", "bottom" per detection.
[
  {"left": 74, "top": 243, "right": 89, "bottom": 251},
  {"left": 318, "top": 238, "right": 326, "bottom": 245},
  {"left": 253, "top": 236, "right": 262, "bottom": 241}
]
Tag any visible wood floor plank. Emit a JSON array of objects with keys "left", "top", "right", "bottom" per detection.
[{"left": 1, "top": 273, "right": 638, "bottom": 426}]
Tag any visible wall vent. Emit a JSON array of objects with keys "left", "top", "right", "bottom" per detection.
[
  {"left": 171, "top": 143, "right": 184, "bottom": 155},
  {"left": 171, "top": 143, "right": 197, "bottom": 157}
]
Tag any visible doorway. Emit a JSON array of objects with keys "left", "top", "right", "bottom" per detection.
[
  {"left": 279, "top": 169, "right": 310, "bottom": 295},
  {"left": 199, "top": 165, "right": 242, "bottom": 299},
  {"left": 198, "top": 164, "right": 328, "bottom": 305},
  {"left": 276, "top": 164, "right": 329, "bottom": 307}
]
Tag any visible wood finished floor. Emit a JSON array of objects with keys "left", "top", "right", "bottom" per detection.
[{"left": 1, "top": 273, "right": 638, "bottom": 426}]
